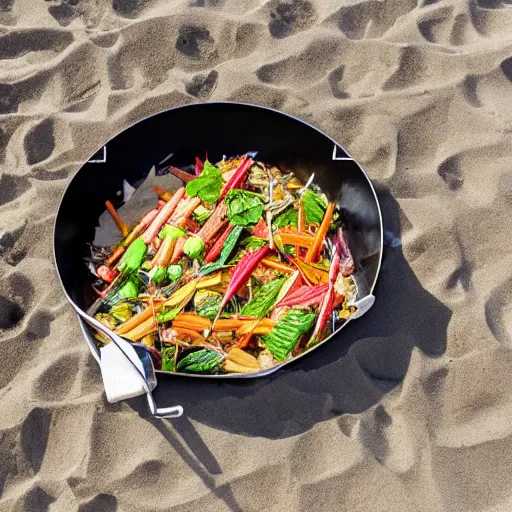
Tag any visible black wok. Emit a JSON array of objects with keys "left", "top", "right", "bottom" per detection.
[{"left": 53, "top": 102, "right": 383, "bottom": 414}]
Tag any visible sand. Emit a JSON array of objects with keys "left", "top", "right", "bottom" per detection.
[{"left": 1, "top": 0, "right": 512, "bottom": 510}]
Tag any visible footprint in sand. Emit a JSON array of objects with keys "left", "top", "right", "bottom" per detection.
[
  {"left": 24, "top": 119, "right": 55, "bottom": 165},
  {"left": 0, "top": 29, "right": 73, "bottom": 60},
  {"left": 185, "top": 70, "right": 218, "bottom": 99},
  {"left": 0, "top": 274, "right": 34, "bottom": 330},
  {"left": 176, "top": 25, "right": 217, "bottom": 60},
  {"left": 0, "top": 0, "right": 14, "bottom": 12},
  {"left": 0, "top": 295, "right": 24, "bottom": 330},
  {"left": 268, "top": 0, "right": 317, "bottom": 39},
  {"left": 47, "top": 1, "right": 78, "bottom": 27},
  {"left": 20, "top": 407, "right": 52, "bottom": 473},
  {"left": 78, "top": 494, "right": 118, "bottom": 512},
  {"left": 437, "top": 155, "right": 464, "bottom": 191},
  {"left": 0, "top": 174, "right": 31, "bottom": 207},
  {"left": 501, "top": 57, "right": 512, "bottom": 82},
  {"left": 112, "top": 0, "right": 153, "bottom": 18},
  {"left": 485, "top": 277, "right": 512, "bottom": 346},
  {"left": 15, "top": 486, "right": 55, "bottom": 512},
  {"left": 336, "top": 1, "right": 379, "bottom": 40},
  {"left": 32, "top": 352, "right": 81, "bottom": 401},
  {"left": 328, "top": 66, "right": 350, "bottom": 99}
]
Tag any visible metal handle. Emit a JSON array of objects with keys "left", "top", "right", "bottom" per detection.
[{"left": 73, "top": 307, "right": 183, "bottom": 418}]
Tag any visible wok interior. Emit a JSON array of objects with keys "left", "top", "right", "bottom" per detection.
[{"left": 54, "top": 102, "right": 382, "bottom": 317}]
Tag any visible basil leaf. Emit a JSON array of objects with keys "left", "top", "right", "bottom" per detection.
[
  {"left": 185, "top": 161, "right": 223, "bottom": 204},
  {"left": 240, "top": 278, "right": 285, "bottom": 318},
  {"left": 225, "top": 190, "right": 264, "bottom": 227},
  {"left": 302, "top": 190, "right": 326, "bottom": 225}
]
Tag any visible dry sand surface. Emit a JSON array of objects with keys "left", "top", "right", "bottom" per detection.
[{"left": 1, "top": 0, "right": 512, "bottom": 510}]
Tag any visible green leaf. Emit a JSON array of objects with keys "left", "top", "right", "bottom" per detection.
[
  {"left": 161, "top": 346, "right": 176, "bottom": 372},
  {"left": 240, "top": 278, "right": 285, "bottom": 318},
  {"left": 225, "top": 190, "right": 264, "bottom": 227},
  {"left": 240, "top": 236, "right": 267, "bottom": 249},
  {"left": 263, "top": 309, "right": 316, "bottom": 361},
  {"left": 302, "top": 190, "right": 326, "bottom": 225},
  {"left": 176, "top": 349, "right": 224, "bottom": 373},
  {"left": 185, "top": 161, "right": 223, "bottom": 204},
  {"left": 159, "top": 225, "right": 185, "bottom": 240},
  {"left": 273, "top": 208, "right": 298, "bottom": 229}
]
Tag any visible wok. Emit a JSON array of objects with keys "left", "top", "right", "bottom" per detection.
[{"left": 53, "top": 102, "right": 383, "bottom": 418}]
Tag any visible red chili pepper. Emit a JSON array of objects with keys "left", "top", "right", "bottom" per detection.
[
  {"left": 219, "top": 245, "right": 269, "bottom": 312},
  {"left": 276, "top": 284, "right": 328, "bottom": 308},
  {"left": 194, "top": 157, "right": 203, "bottom": 176},
  {"left": 219, "top": 156, "right": 253, "bottom": 200},
  {"left": 204, "top": 223, "right": 234, "bottom": 263},
  {"left": 97, "top": 265, "right": 118, "bottom": 283}
]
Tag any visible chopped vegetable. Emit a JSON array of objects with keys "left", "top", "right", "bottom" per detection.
[
  {"left": 183, "top": 236, "right": 205, "bottom": 259},
  {"left": 159, "top": 225, "right": 185, "bottom": 240},
  {"left": 161, "top": 346, "right": 176, "bottom": 372},
  {"left": 273, "top": 208, "right": 298, "bottom": 229},
  {"left": 194, "top": 289, "right": 222, "bottom": 320},
  {"left": 193, "top": 205, "right": 212, "bottom": 225},
  {"left": 240, "top": 278, "right": 285, "bottom": 318},
  {"left": 167, "top": 264, "right": 182, "bottom": 282},
  {"left": 185, "top": 161, "right": 223, "bottom": 204},
  {"left": 305, "top": 202, "right": 335, "bottom": 263},
  {"left": 302, "top": 189, "right": 326, "bottom": 225},
  {"left": 225, "top": 190, "right": 264, "bottom": 227},
  {"left": 148, "top": 266, "right": 166, "bottom": 285},
  {"left": 117, "top": 237, "right": 147, "bottom": 274},
  {"left": 219, "top": 156, "right": 254, "bottom": 200},
  {"left": 263, "top": 309, "right": 316, "bottom": 361},
  {"left": 177, "top": 349, "right": 224, "bottom": 373}
]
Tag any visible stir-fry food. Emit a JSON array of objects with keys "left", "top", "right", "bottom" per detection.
[{"left": 87, "top": 154, "right": 357, "bottom": 375}]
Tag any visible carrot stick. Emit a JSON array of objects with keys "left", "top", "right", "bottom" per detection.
[
  {"left": 261, "top": 258, "right": 294, "bottom": 274},
  {"left": 172, "top": 313, "right": 211, "bottom": 331},
  {"left": 174, "top": 327, "right": 205, "bottom": 340},
  {"left": 305, "top": 202, "right": 335, "bottom": 263},
  {"left": 276, "top": 228, "right": 315, "bottom": 248},
  {"left": 105, "top": 200, "right": 129, "bottom": 237},
  {"left": 142, "top": 187, "right": 185, "bottom": 244},
  {"left": 124, "top": 208, "right": 159, "bottom": 247},
  {"left": 106, "top": 246, "right": 125, "bottom": 267}
]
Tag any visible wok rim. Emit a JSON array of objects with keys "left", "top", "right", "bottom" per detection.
[{"left": 53, "top": 100, "right": 384, "bottom": 379}]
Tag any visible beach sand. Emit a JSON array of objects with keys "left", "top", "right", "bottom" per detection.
[{"left": 1, "top": 0, "right": 512, "bottom": 510}]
